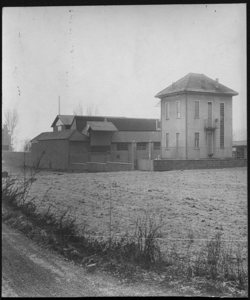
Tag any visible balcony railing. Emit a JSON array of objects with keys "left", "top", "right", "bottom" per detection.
[{"left": 204, "top": 119, "right": 219, "bottom": 131}]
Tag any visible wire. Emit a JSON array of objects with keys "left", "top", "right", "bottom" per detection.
[{"left": 2, "top": 232, "right": 247, "bottom": 243}]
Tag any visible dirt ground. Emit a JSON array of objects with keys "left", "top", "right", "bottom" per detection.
[
  {"left": 8, "top": 166, "right": 244, "bottom": 257},
  {"left": 3, "top": 224, "right": 180, "bottom": 297}
]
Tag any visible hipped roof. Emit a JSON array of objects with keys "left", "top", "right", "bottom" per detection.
[
  {"left": 155, "top": 73, "right": 239, "bottom": 98},
  {"left": 31, "top": 130, "right": 88, "bottom": 142}
]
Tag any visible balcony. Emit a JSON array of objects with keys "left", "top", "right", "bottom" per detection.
[{"left": 204, "top": 119, "right": 219, "bottom": 131}]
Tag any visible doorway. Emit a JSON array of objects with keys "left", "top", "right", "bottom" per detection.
[{"left": 207, "top": 132, "right": 213, "bottom": 157}]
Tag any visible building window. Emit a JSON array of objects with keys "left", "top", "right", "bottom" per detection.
[
  {"left": 154, "top": 142, "right": 160, "bottom": 150},
  {"left": 220, "top": 103, "right": 225, "bottom": 148},
  {"left": 137, "top": 142, "right": 147, "bottom": 150},
  {"left": 58, "top": 125, "right": 62, "bottom": 131},
  {"left": 194, "top": 133, "right": 199, "bottom": 148},
  {"left": 166, "top": 133, "right": 169, "bottom": 148},
  {"left": 195, "top": 101, "right": 199, "bottom": 118},
  {"left": 91, "top": 146, "right": 111, "bottom": 153},
  {"left": 117, "top": 143, "right": 129, "bottom": 151},
  {"left": 176, "top": 101, "right": 180, "bottom": 118},
  {"left": 176, "top": 133, "right": 180, "bottom": 147},
  {"left": 165, "top": 102, "right": 170, "bottom": 119}
]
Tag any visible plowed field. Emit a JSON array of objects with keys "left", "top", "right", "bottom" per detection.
[{"left": 25, "top": 167, "right": 247, "bottom": 256}]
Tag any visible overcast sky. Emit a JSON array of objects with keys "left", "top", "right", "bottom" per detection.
[{"left": 2, "top": 4, "right": 246, "bottom": 150}]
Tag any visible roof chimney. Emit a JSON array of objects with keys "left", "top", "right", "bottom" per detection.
[
  {"left": 172, "top": 82, "right": 175, "bottom": 90},
  {"left": 215, "top": 78, "right": 219, "bottom": 88}
]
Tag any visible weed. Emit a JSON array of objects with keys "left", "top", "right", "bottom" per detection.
[{"left": 2, "top": 160, "right": 247, "bottom": 296}]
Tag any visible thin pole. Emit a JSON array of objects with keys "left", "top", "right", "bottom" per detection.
[
  {"left": 59, "top": 96, "right": 60, "bottom": 115},
  {"left": 109, "top": 182, "right": 112, "bottom": 249}
]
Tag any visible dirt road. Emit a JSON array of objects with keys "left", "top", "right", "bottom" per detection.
[{"left": 2, "top": 224, "right": 174, "bottom": 297}]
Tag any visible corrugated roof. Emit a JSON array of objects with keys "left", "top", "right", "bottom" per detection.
[
  {"left": 233, "top": 140, "right": 247, "bottom": 147},
  {"left": 155, "top": 73, "right": 239, "bottom": 98},
  {"left": 31, "top": 130, "right": 88, "bottom": 142},
  {"left": 51, "top": 115, "right": 75, "bottom": 127},
  {"left": 87, "top": 121, "right": 118, "bottom": 132},
  {"left": 75, "top": 116, "right": 159, "bottom": 132}
]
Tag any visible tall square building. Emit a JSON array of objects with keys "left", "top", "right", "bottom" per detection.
[{"left": 155, "top": 73, "right": 238, "bottom": 159}]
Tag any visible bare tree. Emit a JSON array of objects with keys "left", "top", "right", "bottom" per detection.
[
  {"left": 73, "top": 102, "right": 99, "bottom": 116},
  {"left": 22, "top": 138, "right": 31, "bottom": 152},
  {"left": 4, "top": 108, "right": 19, "bottom": 151},
  {"left": 73, "top": 103, "right": 84, "bottom": 116},
  {"left": 86, "top": 102, "right": 99, "bottom": 116}
]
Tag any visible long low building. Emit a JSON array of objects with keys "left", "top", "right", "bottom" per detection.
[{"left": 31, "top": 115, "right": 161, "bottom": 170}]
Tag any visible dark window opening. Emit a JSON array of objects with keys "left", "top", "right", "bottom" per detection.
[
  {"left": 194, "top": 133, "right": 199, "bottom": 148},
  {"left": 166, "top": 133, "right": 169, "bottom": 148},
  {"left": 116, "top": 143, "right": 129, "bottom": 151},
  {"left": 195, "top": 101, "right": 199, "bottom": 118},
  {"left": 137, "top": 142, "right": 147, "bottom": 150},
  {"left": 154, "top": 142, "right": 161, "bottom": 150}
]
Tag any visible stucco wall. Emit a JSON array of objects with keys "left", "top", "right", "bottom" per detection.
[
  {"left": 161, "top": 94, "right": 186, "bottom": 159},
  {"left": 186, "top": 93, "right": 232, "bottom": 159},
  {"left": 160, "top": 93, "right": 233, "bottom": 159}
]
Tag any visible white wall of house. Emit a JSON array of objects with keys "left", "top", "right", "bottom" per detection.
[{"left": 160, "top": 92, "right": 233, "bottom": 159}]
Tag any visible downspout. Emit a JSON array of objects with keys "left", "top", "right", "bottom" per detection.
[{"left": 185, "top": 92, "right": 188, "bottom": 159}]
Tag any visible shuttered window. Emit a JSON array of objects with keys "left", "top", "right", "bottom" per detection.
[
  {"left": 137, "top": 142, "right": 147, "bottom": 150},
  {"left": 154, "top": 142, "right": 160, "bottom": 150},
  {"left": 176, "top": 101, "right": 180, "bottom": 118},
  {"left": 194, "top": 132, "right": 199, "bottom": 148},
  {"left": 117, "top": 143, "right": 129, "bottom": 151},
  {"left": 176, "top": 133, "right": 180, "bottom": 147},
  {"left": 165, "top": 102, "right": 170, "bottom": 119},
  {"left": 166, "top": 133, "right": 169, "bottom": 148},
  {"left": 195, "top": 101, "right": 199, "bottom": 118}
]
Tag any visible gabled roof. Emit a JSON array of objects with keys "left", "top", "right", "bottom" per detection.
[
  {"left": 30, "top": 130, "right": 88, "bottom": 142},
  {"left": 51, "top": 115, "right": 75, "bottom": 127},
  {"left": 233, "top": 140, "right": 247, "bottom": 147},
  {"left": 86, "top": 121, "right": 118, "bottom": 132},
  {"left": 74, "top": 116, "right": 159, "bottom": 132},
  {"left": 155, "top": 73, "right": 239, "bottom": 98}
]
